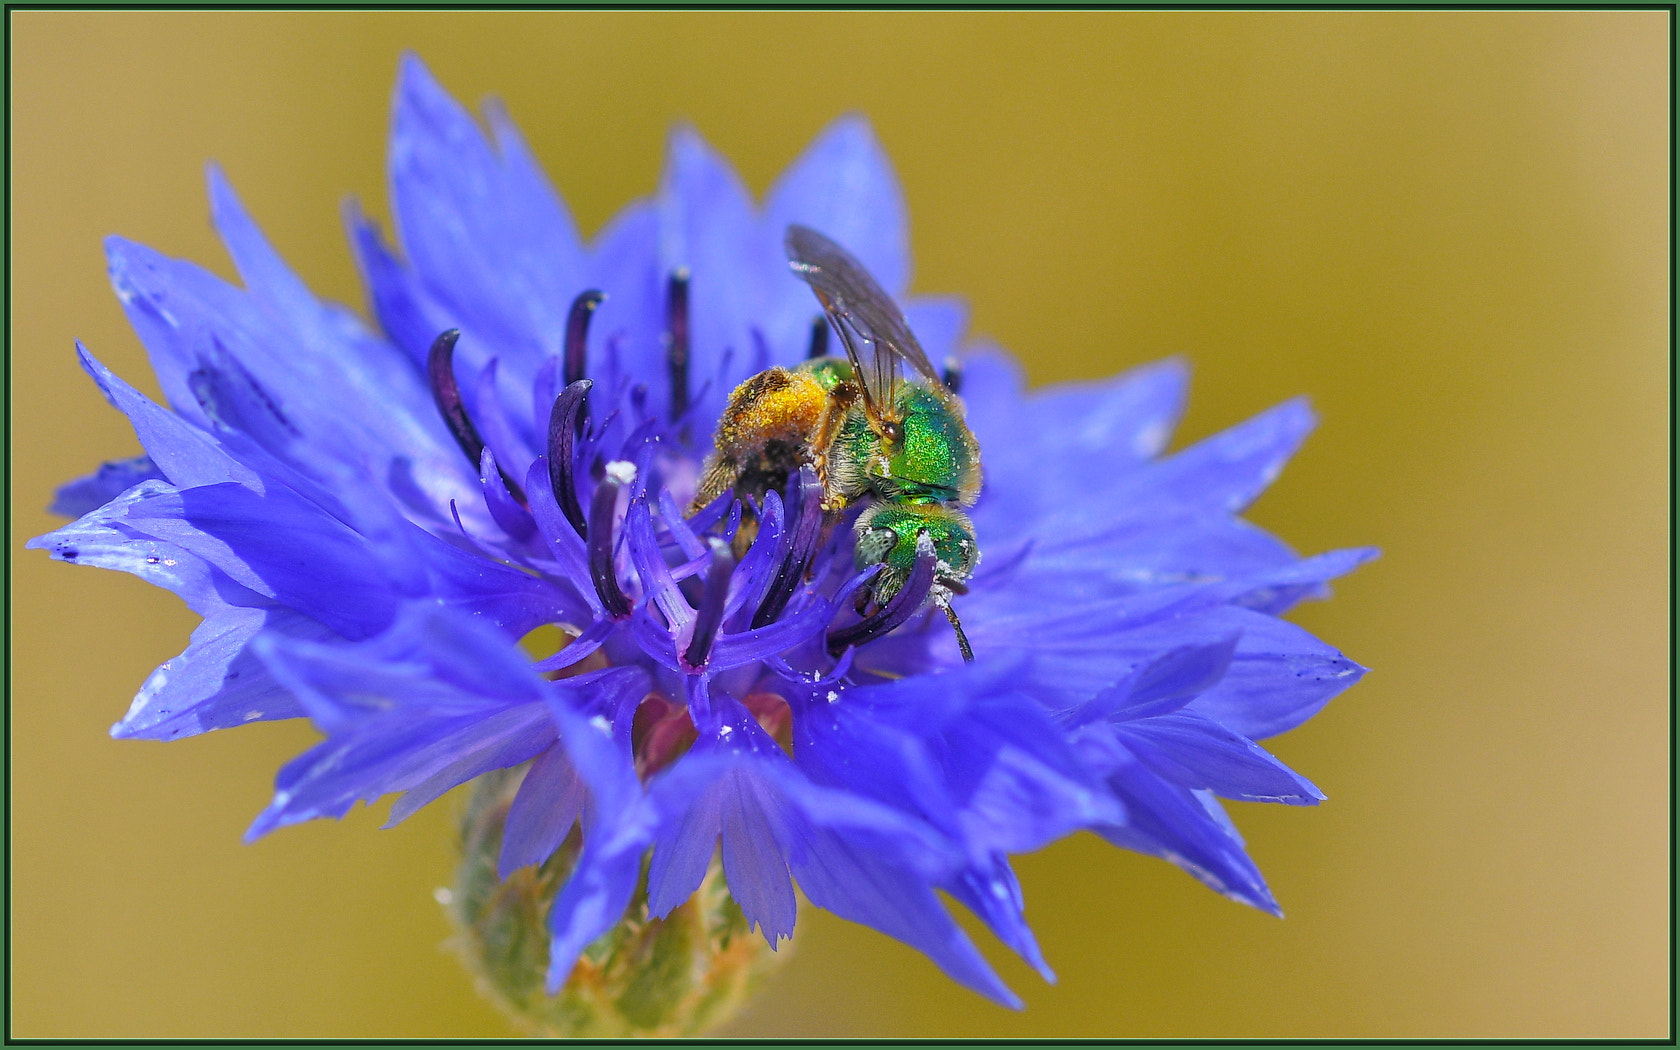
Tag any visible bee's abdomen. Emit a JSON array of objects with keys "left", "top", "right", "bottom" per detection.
[
  {"left": 714, "top": 368, "right": 828, "bottom": 454},
  {"left": 691, "top": 367, "right": 833, "bottom": 515}
]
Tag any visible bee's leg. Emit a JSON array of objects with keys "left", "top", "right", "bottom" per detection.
[
  {"left": 853, "top": 587, "right": 876, "bottom": 617},
  {"left": 688, "top": 455, "right": 741, "bottom": 516},
  {"left": 935, "top": 594, "right": 976, "bottom": 663},
  {"left": 812, "top": 381, "right": 860, "bottom": 512}
]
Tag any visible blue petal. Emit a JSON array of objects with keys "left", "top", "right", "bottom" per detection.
[
  {"left": 499, "top": 742, "right": 588, "bottom": 876},
  {"left": 1068, "top": 636, "right": 1241, "bottom": 725},
  {"left": 541, "top": 690, "right": 652, "bottom": 992},
  {"left": 758, "top": 116, "right": 910, "bottom": 358},
  {"left": 184, "top": 334, "right": 303, "bottom": 455},
  {"left": 30, "top": 479, "right": 244, "bottom": 615},
  {"left": 584, "top": 200, "right": 664, "bottom": 403},
  {"left": 73, "top": 345, "right": 260, "bottom": 490},
  {"left": 656, "top": 745, "right": 1016, "bottom": 1001},
  {"left": 777, "top": 796, "right": 1022, "bottom": 1008},
  {"left": 120, "top": 482, "right": 403, "bottom": 640},
  {"left": 967, "top": 548, "right": 1374, "bottom": 706},
  {"left": 952, "top": 344, "right": 1026, "bottom": 433},
  {"left": 944, "top": 853, "right": 1054, "bottom": 983},
  {"left": 244, "top": 604, "right": 564, "bottom": 839},
  {"left": 657, "top": 124, "right": 768, "bottom": 421},
  {"left": 902, "top": 297, "right": 969, "bottom": 366},
  {"left": 388, "top": 54, "right": 585, "bottom": 375},
  {"left": 1184, "top": 608, "right": 1371, "bottom": 740},
  {"left": 104, "top": 222, "right": 477, "bottom": 524},
  {"left": 977, "top": 392, "right": 1311, "bottom": 547},
  {"left": 719, "top": 767, "right": 799, "bottom": 945},
  {"left": 966, "top": 351, "right": 1190, "bottom": 535},
  {"left": 383, "top": 707, "right": 560, "bottom": 826},
  {"left": 345, "top": 203, "right": 455, "bottom": 371},
  {"left": 1083, "top": 735, "right": 1280, "bottom": 915},
  {"left": 29, "top": 486, "right": 348, "bottom": 744},
  {"left": 976, "top": 512, "right": 1304, "bottom": 605},
  {"left": 764, "top": 115, "right": 909, "bottom": 296},
  {"left": 207, "top": 163, "right": 326, "bottom": 327},
  {"left": 545, "top": 833, "right": 644, "bottom": 994},
  {"left": 112, "top": 605, "right": 325, "bottom": 741},
  {"left": 791, "top": 660, "right": 1120, "bottom": 858},
  {"left": 643, "top": 713, "right": 792, "bottom": 932},
  {"left": 1116, "top": 711, "right": 1325, "bottom": 804},
  {"left": 643, "top": 757, "right": 726, "bottom": 919},
  {"left": 518, "top": 458, "right": 602, "bottom": 623},
  {"left": 248, "top": 699, "right": 551, "bottom": 840},
  {"left": 946, "top": 700, "right": 1124, "bottom": 854},
  {"left": 34, "top": 479, "right": 334, "bottom": 742},
  {"left": 1103, "top": 396, "right": 1315, "bottom": 518},
  {"left": 50, "top": 454, "right": 165, "bottom": 518},
  {"left": 477, "top": 448, "right": 536, "bottom": 543},
  {"left": 644, "top": 702, "right": 1010, "bottom": 998}
]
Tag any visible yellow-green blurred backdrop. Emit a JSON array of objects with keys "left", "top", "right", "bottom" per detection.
[{"left": 10, "top": 10, "right": 1668, "bottom": 1039}]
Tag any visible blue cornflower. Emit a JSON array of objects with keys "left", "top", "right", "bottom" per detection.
[{"left": 32, "top": 55, "right": 1374, "bottom": 1013}]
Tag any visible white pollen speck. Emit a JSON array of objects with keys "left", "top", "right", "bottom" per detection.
[
  {"left": 433, "top": 887, "right": 454, "bottom": 906},
  {"left": 243, "top": 710, "right": 262, "bottom": 722},
  {"left": 604, "top": 460, "right": 637, "bottom": 485},
  {"left": 589, "top": 714, "right": 612, "bottom": 734},
  {"left": 825, "top": 690, "right": 840, "bottom": 704}
]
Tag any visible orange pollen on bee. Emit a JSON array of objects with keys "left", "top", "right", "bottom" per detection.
[{"left": 713, "top": 368, "right": 828, "bottom": 457}]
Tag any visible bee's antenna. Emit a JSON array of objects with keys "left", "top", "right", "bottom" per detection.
[{"left": 936, "top": 594, "right": 975, "bottom": 663}]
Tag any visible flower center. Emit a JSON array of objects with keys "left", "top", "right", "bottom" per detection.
[{"left": 426, "top": 277, "right": 957, "bottom": 773}]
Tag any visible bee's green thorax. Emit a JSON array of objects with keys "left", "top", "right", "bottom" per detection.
[
  {"left": 892, "top": 384, "right": 973, "bottom": 499},
  {"left": 833, "top": 382, "right": 974, "bottom": 503}
]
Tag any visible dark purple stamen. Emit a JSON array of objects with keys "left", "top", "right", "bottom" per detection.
[
  {"left": 665, "top": 269, "right": 690, "bottom": 422},
  {"left": 826, "top": 536, "right": 937, "bottom": 658},
  {"left": 546, "top": 379, "right": 593, "bottom": 539},
  {"left": 722, "top": 499, "right": 743, "bottom": 544},
  {"left": 683, "top": 540, "right": 734, "bottom": 669},
  {"left": 752, "top": 469, "right": 824, "bottom": 629},
  {"left": 588, "top": 475, "right": 633, "bottom": 618},
  {"left": 941, "top": 356, "right": 963, "bottom": 395},
  {"left": 807, "top": 315, "right": 830, "bottom": 360},
  {"left": 427, "top": 329, "right": 528, "bottom": 506},
  {"left": 564, "top": 290, "right": 604, "bottom": 389}
]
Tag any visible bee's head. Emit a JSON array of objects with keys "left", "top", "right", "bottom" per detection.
[{"left": 854, "top": 502, "right": 978, "bottom": 604}]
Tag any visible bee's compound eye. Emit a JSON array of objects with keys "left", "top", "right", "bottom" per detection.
[
  {"left": 943, "top": 531, "right": 979, "bottom": 578},
  {"left": 855, "top": 526, "right": 898, "bottom": 568}
]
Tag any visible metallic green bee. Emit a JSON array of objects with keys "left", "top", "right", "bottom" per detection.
[{"left": 691, "top": 225, "right": 982, "bottom": 660}]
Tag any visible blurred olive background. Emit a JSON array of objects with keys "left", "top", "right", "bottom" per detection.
[{"left": 10, "top": 10, "right": 1668, "bottom": 1039}]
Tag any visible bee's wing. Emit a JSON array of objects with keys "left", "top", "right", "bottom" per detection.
[{"left": 786, "top": 225, "right": 942, "bottom": 426}]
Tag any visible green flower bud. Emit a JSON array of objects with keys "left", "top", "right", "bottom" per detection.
[{"left": 444, "top": 767, "right": 788, "bottom": 1037}]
